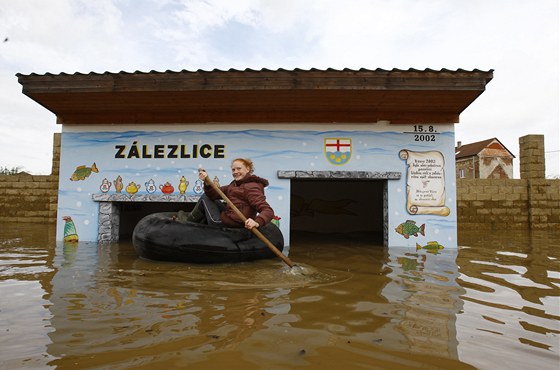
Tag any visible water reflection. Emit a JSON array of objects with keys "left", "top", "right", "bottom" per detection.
[
  {"left": 0, "top": 224, "right": 558, "bottom": 369},
  {"left": 0, "top": 223, "right": 57, "bottom": 369},
  {"left": 456, "top": 230, "right": 560, "bottom": 370}
]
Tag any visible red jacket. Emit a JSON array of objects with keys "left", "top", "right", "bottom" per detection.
[{"left": 204, "top": 175, "right": 275, "bottom": 228}]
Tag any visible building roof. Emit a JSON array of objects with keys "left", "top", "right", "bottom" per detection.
[
  {"left": 455, "top": 137, "right": 515, "bottom": 159},
  {"left": 17, "top": 68, "right": 493, "bottom": 125}
]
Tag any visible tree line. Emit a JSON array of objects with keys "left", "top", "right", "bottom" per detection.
[{"left": 0, "top": 166, "right": 23, "bottom": 175}]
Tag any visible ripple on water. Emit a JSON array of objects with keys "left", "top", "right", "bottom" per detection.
[
  {"left": 2, "top": 226, "right": 559, "bottom": 370},
  {"left": 125, "top": 258, "right": 354, "bottom": 291},
  {"left": 0, "top": 245, "right": 54, "bottom": 279}
]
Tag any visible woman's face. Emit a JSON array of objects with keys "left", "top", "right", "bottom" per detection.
[{"left": 231, "top": 160, "right": 250, "bottom": 181}]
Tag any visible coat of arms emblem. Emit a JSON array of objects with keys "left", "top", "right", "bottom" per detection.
[{"left": 324, "top": 138, "right": 352, "bottom": 165}]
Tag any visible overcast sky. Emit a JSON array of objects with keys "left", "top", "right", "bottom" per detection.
[{"left": 1, "top": 0, "right": 558, "bottom": 177}]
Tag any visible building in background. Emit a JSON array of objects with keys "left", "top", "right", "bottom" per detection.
[{"left": 455, "top": 138, "right": 514, "bottom": 179}]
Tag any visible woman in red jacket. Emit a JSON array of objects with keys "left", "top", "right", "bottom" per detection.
[{"left": 185, "top": 158, "right": 274, "bottom": 230}]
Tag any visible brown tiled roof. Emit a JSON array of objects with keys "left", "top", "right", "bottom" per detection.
[
  {"left": 456, "top": 138, "right": 515, "bottom": 159},
  {"left": 17, "top": 68, "right": 494, "bottom": 125},
  {"left": 17, "top": 67, "right": 494, "bottom": 78}
]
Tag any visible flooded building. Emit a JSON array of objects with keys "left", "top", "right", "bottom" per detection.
[{"left": 17, "top": 68, "right": 493, "bottom": 248}]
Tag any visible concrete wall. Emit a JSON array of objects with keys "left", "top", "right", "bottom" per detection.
[
  {"left": 457, "top": 178, "right": 560, "bottom": 230},
  {"left": 0, "top": 133, "right": 59, "bottom": 224},
  {"left": 1, "top": 133, "right": 558, "bottom": 230}
]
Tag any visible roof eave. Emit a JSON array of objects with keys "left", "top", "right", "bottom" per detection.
[{"left": 17, "top": 68, "right": 493, "bottom": 125}]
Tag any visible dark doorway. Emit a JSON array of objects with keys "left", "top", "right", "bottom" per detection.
[
  {"left": 118, "top": 202, "right": 195, "bottom": 239},
  {"left": 290, "top": 179, "right": 385, "bottom": 245}
]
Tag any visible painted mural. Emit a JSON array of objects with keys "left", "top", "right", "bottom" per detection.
[{"left": 56, "top": 122, "right": 458, "bottom": 250}]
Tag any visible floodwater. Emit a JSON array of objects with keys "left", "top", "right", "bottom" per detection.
[{"left": 0, "top": 224, "right": 559, "bottom": 370}]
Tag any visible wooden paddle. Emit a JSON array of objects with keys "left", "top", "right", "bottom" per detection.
[{"left": 202, "top": 174, "right": 296, "bottom": 269}]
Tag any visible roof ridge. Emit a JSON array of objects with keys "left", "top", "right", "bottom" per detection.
[{"left": 16, "top": 67, "right": 494, "bottom": 78}]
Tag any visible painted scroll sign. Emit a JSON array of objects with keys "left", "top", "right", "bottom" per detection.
[{"left": 399, "top": 150, "right": 450, "bottom": 216}]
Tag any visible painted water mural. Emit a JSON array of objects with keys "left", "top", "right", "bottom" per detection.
[{"left": 57, "top": 123, "right": 458, "bottom": 249}]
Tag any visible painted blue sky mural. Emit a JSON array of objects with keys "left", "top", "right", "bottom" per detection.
[{"left": 57, "top": 124, "right": 458, "bottom": 249}]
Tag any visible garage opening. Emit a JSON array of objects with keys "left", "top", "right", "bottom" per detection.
[
  {"left": 92, "top": 194, "right": 200, "bottom": 242},
  {"left": 279, "top": 170, "right": 400, "bottom": 247},
  {"left": 118, "top": 202, "right": 194, "bottom": 240},
  {"left": 290, "top": 179, "right": 385, "bottom": 246}
]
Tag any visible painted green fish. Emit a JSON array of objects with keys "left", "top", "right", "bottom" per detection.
[
  {"left": 70, "top": 163, "right": 98, "bottom": 181},
  {"left": 416, "top": 241, "right": 444, "bottom": 254},
  {"left": 395, "top": 220, "right": 425, "bottom": 239}
]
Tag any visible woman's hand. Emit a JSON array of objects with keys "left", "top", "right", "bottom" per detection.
[{"left": 245, "top": 218, "right": 259, "bottom": 230}]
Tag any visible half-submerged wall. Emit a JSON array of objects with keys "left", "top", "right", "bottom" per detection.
[
  {"left": 2, "top": 134, "right": 557, "bottom": 231},
  {"left": 457, "top": 135, "right": 560, "bottom": 230},
  {"left": 55, "top": 122, "right": 459, "bottom": 247},
  {"left": 16, "top": 68, "right": 499, "bottom": 248},
  {"left": 0, "top": 133, "right": 60, "bottom": 224}
]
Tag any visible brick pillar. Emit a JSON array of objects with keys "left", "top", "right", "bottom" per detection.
[
  {"left": 51, "top": 133, "right": 61, "bottom": 177},
  {"left": 519, "top": 135, "right": 545, "bottom": 179},
  {"left": 519, "top": 135, "right": 546, "bottom": 229},
  {"left": 49, "top": 133, "right": 61, "bottom": 223}
]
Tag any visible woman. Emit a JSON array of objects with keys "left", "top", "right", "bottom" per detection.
[{"left": 185, "top": 158, "right": 274, "bottom": 230}]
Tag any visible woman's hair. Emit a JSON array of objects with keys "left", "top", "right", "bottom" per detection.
[{"left": 231, "top": 158, "right": 254, "bottom": 174}]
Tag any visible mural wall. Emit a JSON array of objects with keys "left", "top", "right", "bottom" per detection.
[{"left": 56, "top": 122, "right": 458, "bottom": 250}]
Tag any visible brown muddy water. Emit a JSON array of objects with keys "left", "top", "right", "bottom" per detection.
[{"left": 0, "top": 224, "right": 559, "bottom": 370}]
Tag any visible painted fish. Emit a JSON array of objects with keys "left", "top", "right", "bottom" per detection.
[
  {"left": 416, "top": 241, "right": 444, "bottom": 254},
  {"left": 70, "top": 163, "right": 98, "bottom": 181},
  {"left": 395, "top": 220, "right": 425, "bottom": 239}
]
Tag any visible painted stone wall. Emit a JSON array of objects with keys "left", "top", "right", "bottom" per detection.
[{"left": 55, "top": 122, "right": 459, "bottom": 248}]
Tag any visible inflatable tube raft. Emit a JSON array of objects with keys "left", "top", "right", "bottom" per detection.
[{"left": 132, "top": 212, "right": 284, "bottom": 264}]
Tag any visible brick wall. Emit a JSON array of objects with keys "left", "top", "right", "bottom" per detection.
[
  {"left": 0, "top": 133, "right": 60, "bottom": 224},
  {"left": 526, "top": 178, "right": 560, "bottom": 229},
  {"left": 457, "top": 134, "right": 560, "bottom": 230},
  {"left": 457, "top": 178, "right": 560, "bottom": 230},
  {"left": 456, "top": 158, "right": 475, "bottom": 179}
]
